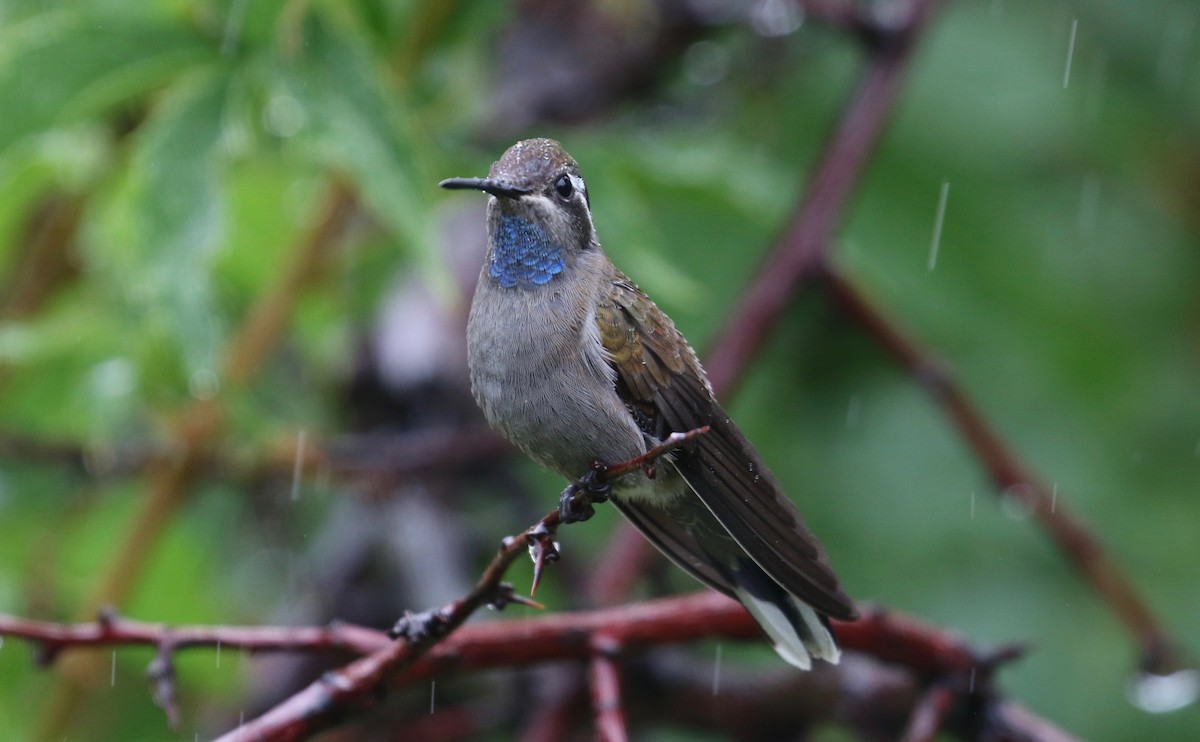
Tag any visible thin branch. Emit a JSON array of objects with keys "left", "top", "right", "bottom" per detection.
[
  {"left": 705, "top": 0, "right": 944, "bottom": 396},
  {"left": 0, "top": 192, "right": 84, "bottom": 318},
  {"left": 1, "top": 593, "right": 1074, "bottom": 741},
  {"left": 899, "top": 684, "right": 955, "bottom": 742},
  {"left": 0, "top": 612, "right": 388, "bottom": 661},
  {"left": 822, "top": 268, "right": 1188, "bottom": 676},
  {"left": 214, "top": 429, "right": 706, "bottom": 742},
  {"left": 588, "top": 634, "right": 629, "bottom": 742},
  {"left": 991, "top": 700, "right": 1086, "bottom": 742},
  {"left": 0, "top": 596, "right": 966, "bottom": 679}
]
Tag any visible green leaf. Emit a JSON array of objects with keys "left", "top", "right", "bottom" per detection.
[
  {"left": 276, "top": 13, "right": 433, "bottom": 254},
  {"left": 0, "top": 7, "right": 211, "bottom": 156},
  {"left": 118, "top": 65, "right": 235, "bottom": 381}
]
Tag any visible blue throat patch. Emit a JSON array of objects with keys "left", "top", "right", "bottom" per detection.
[{"left": 490, "top": 214, "right": 565, "bottom": 289}]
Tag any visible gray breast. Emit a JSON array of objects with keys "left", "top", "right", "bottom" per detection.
[{"left": 466, "top": 278, "right": 647, "bottom": 480}]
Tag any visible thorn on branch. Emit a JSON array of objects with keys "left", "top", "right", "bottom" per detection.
[
  {"left": 526, "top": 523, "right": 561, "bottom": 596},
  {"left": 487, "top": 582, "right": 544, "bottom": 611},
  {"left": 980, "top": 643, "right": 1027, "bottom": 672}
]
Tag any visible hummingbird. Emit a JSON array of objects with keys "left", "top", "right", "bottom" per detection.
[{"left": 441, "top": 138, "right": 857, "bottom": 669}]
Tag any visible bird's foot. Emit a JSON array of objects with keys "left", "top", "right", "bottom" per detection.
[{"left": 557, "top": 461, "right": 613, "bottom": 523}]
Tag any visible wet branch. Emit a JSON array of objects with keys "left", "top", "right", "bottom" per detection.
[
  {"left": 588, "top": 633, "right": 629, "bottom": 742},
  {"left": 673, "top": 0, "right": 1184, "bottom": 685},
  {"left": 705, "top": 0, "right": 944, "bottom": 395},
  {"left": 1, "top": 593, "right": 1075, "bottom": 741},
  {"left": 213, "top": 428, "right": 707, "bottom": 742},
  {"left": 899, "top": 684, "right": 956, "bottom": 742},
  {"left": 823, "top": 268, "right": 1188, "bottom": 676},
  {"left": 0, "top": 611, "right": 389, "bottom": 661}
]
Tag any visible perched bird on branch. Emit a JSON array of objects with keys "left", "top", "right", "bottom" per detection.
[{"left": 442, "top": 139, "right": 857, "bottom": 669}]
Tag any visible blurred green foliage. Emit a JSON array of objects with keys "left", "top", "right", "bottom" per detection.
[{"left": 0, "top": 0, "right": 1197, "bottom": 739}]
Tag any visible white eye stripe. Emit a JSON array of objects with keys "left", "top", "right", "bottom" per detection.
[{"left": 570, "top": 174, "right": 586, "bottom": 195}]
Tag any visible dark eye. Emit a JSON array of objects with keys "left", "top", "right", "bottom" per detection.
[{"left": 554, "top": 174, "right": 574, "bottom": 199}]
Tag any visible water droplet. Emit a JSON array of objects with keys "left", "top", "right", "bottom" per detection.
[
  {"left": 1127, "top": 669, "right": 1200, "bottom": 713},
  {"left": 1063, "top": 19, "right": 1079, "bottom": 89},
  {"left": 928, "top": 180, "right": 950, "bottom": 272},
  {"left": 1000, "top": 484, "right": 1037, "bottom": 521},
  {"left": 751, "top": 0, "right": 803, "bottom": 37}
]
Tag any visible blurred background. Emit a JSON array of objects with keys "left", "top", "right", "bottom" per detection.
[{"left": 0, "top": 0, "right": 1197, "bottom": 739}]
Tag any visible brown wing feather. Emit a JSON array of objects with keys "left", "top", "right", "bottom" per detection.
[
  {"left": 609, "top": 497, "right": 736, "bottom": 597},
  {"left": 599, "top": 276, "right": 857, "bottom": 621}
]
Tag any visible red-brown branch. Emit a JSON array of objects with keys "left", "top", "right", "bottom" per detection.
[
  {"left": 1, "top": 593, "right": 1076, "bottom": 741},
  {"left": 899, "top": 684, "right": 956, "bottom": 742},
  {"left": 705, "top": 0, "right": 944, "bottom": 396},
  {"left": 212, "top": 428, "right": 707, "bottom": 742},
  {"left": 822, "top": 268, "right": 1186, "bottom": 676},
  {"left": 588, "top": 633, "right": 629, "bottom": 742},
  {"left": 0, "top": 612, "right": 388, "bottom": 661}
]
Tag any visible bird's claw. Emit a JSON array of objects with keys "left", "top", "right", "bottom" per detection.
[
  {"left": 558, "top": 464, "right": 612, "bottom": 523},
  {"left": 557, "top": 484, "right": 595, "bottom": 523}
]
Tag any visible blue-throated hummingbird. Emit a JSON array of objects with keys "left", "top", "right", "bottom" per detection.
[{"left": 442, "top": 139, "right": 856, "bottom": 669}]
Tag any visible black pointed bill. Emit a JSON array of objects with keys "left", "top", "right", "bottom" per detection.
[{"left": 439, "top": 177, "right": 531, "bottom": 199}]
